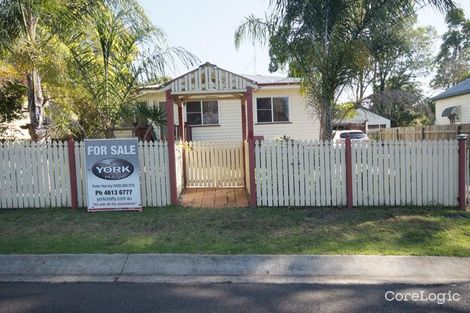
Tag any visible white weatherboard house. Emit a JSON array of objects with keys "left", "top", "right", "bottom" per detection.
[
  {"left": 139, "top": 62, "right": 320, "bottom": 141},
  {"left": 432, "top": 78, "right": 470, "bottom": 125}
]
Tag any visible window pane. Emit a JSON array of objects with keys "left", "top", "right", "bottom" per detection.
[
  {"left": 256, "top": 98, "right": 271, "bottom": 110},
  {"left": 273, "top": 97, "right": 289, "bottom": 121},
  {"left": 339, "top": 132, "right": 366, "bottom": 139},
  {"left": 202, "top": 101, "right": 219, "bottom": 124},
  {"left": 257, "top": 110, "right": 272, "bottom": 123},
  {"left": 187, "top": 113, "right": 202, "bottom": 125},
  {"left": 186, "top": 101, "right": 201, "bottom": 113}
]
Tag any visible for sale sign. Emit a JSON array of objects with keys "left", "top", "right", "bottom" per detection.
[{"left": 85, "top": 138, "right": 142, "bottom": 212}]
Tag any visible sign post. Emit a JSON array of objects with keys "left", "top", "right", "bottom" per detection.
[{"left": 85, "top": 138, "right": 142, "bottom": 212}]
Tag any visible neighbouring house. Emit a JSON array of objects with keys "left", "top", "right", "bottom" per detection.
[
  {"left": 432, "top": 78, "right": 470, "bottom": 125},
  {"left": 334, "top": 107, "right": 391, "bottom": 133},
  {"left": 138, "top": 62, "right": 320, "bottom": 141}
]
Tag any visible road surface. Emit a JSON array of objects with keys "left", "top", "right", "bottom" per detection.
[{"left": 1, "top": 282, "right": 468, "bottom": 313}]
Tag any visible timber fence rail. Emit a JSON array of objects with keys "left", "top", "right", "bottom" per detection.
[{"left": 370, "top": 124, "right": 470, "bottom": 141}]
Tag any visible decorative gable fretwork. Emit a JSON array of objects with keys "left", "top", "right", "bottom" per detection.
[{"left": 160, "top": 63, "right": 258, "bottom": 95}]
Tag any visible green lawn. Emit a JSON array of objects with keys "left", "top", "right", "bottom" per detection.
[{"left": 0, "top": 206, "right": 469, "bottom": 256}]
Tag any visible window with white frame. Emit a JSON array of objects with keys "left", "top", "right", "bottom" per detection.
[
  {"left": 186, "top": 100, "right": 219, "bottom": 125},
  {"left": 256, "top": 97, "right": 289, "bottom": 123}
]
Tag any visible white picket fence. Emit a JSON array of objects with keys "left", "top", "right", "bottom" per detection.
[
  {"left": 255, "top": 140, "right": 346, "bottom": 206},
  {"left": 352, "top": 140, "right": 458, "bottom": 206},
  {"left": 137, "top": 141, "right": 171, "bottom": 207},
  {"left": 255, "top": 140, "right": 459, "bottom": 207},
  {"left": 0, "top": 139, "right": 462, "bottom": 209},
  {"left": 184, "top": 141, "right": 244, "bottom": 187},
  {"left": 0, "top": 141, "right": 72, "bottom": 209},
  {"left": 175, "top": 143, "right": 184, "bottom": 199},
  {"left": 0, "top": 141, "right": 171, "bottom": 208},
  {"left": 244, "top": 140, "right": 250, "bottom": 194}
]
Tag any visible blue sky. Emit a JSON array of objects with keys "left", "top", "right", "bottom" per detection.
[{"left": 139, "top": 0, "right": 470, "bottom": 91}]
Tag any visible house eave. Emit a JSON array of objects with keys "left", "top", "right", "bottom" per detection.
[{"left": 432, "top": 90, "right": 470, "bottom": 101}]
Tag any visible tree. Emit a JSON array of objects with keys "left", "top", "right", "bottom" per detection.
[
  {"left": 55, "top": 0, "right": 197, "bottom": 138},
  {"left": 359, "top": 16, "right": 436, "bottom": 127},
  {"left": 366, "top": 91, "right": 433, "bottom": 127},
  {"left": 235, "top": 0, "right": 455, "bottom": 140},
  {"left": 369, "top": 20, "right": 436, "bottom": 94},
  {"left": 0, "top": 62, "right": 26, "bottom": 135},
  {"left": 432, "top": 7, "right": 470, "bottom": 89},
  {"left": 1, "top": 0, "right": 56, "bottom": 139},
  {"left": 0, "top": 0, "right": 96, "bottom": 140}
]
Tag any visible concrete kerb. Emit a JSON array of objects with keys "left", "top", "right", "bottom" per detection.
[{"left": 1, "top": 254, "right": 469, "bottom": 284}]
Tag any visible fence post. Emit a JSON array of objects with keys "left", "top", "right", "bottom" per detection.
[
  {"left": 345, "top": 135, "right": 353, "bottom": 208},
  {"left": 457, "top": 134, "right": 468, "bottom": 210},
  {"left": 67, "top": 138, "right": 78, "bottom": 209}
]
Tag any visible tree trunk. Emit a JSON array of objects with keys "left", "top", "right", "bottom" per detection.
[
  {"left": 105, "top": 127, "right": 114, "bottom": 138},
  {"left": 26, "top": 69, "right": 47, "bottom": 141},
  {"left": 320, "top": 94, "right": 335, "bottom": 141},
  {"left": 23, "top": 8, "right": 47, "bottom": 141}
]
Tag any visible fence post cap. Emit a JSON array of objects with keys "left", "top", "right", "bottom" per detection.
[{"left": 456, "top": 133, "right": 468, "bottom": 140}]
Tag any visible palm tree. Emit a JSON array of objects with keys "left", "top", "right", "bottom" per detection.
[
  {"left": 59, "top": 0, "right": 198, "bottom": 138},
  {"left": 0, "top": 0, "right": 48, "bottom": 139},
  {"left": 234, "top": 0, "right": 456, "bottom": 140},
  {"left": 0, "top": 0, "right": 93, "bottom": 140}
]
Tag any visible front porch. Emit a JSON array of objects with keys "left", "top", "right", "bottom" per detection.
[
  {"left": 179, "top": 188, "right": 249, "bottom": 208},
  {"left": 155, "top": 63, "right": 258, "bottom": 208}
]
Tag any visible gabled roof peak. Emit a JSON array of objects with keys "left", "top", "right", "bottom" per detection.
[{"left": 158, "top": 63, "right": 258, "bottom": 95}]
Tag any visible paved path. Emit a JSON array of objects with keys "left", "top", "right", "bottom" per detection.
[
  {"left": 1, "top": 282, "right": 469, "bottom": 313},
  {"left": 179, "top": 188, "right": 249, "bottom": 208},
  {"left": 1, "top": 254, "right": 469, "bottom": 284}
]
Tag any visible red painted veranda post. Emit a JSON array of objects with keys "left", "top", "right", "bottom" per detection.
[
  {"left": 241, "top": 95, "right": 247, "bottom": 187},
  {"left": 457, "top": 134, "right": 468, "bottom": 210},
  {"left": 245, "top": 87, "right": 257, "bottom": 208},
  {"left": 165, "top": 90, "right": 178, "bottom": 205}
]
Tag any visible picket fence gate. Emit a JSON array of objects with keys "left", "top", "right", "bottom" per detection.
[
  {"left": 0, "top": 140, "right": 171, "bottom": 209},
  {"left": 184, "top": 141, "right": 244, "bottom": 188},
  {"left": 255, "top": 140, "right": 459, "bottom": 207}
]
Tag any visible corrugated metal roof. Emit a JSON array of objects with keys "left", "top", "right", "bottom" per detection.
[
  {"left": 431, "top": 78, "right": 470, "bottom": 101},
  {"left": 241, "top": 74, "right": 301, "bottom": 85},
  {"left": 139, "top": 66, "right": 302, "bottom": 92},
  {"left": 341, "top": 108, "right": 390, "bottom": 124}
]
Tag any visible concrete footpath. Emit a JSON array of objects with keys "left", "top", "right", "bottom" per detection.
[{"left": 0, "top": 254, "right": 469, "bottom": 284}]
